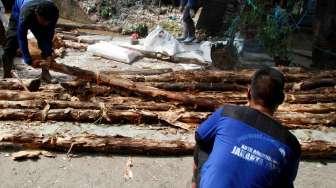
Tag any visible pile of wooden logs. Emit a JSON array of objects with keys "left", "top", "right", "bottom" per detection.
[
  {"left": 0, "top": 60, "right": 335, "bottom": 158},
  {"left": 2, "top": 32, "right": 336, "bottom": 158}
]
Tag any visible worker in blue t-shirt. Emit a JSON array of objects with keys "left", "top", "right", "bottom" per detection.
[
  {"left": 192, "top": 67, "right": 301, "bottom": 188},
  {"left": 2, "top": 0, "right": 58, "bottom": 82}
]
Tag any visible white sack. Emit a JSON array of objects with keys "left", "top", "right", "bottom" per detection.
[
  {"left": 200, "top": 41, "right": 212, "bottom": 63},
  {"left": 88, "top": 42, "right": 142, "bottom": 64}
]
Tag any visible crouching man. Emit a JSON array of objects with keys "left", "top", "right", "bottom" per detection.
[
  {"left": 2, "top": 0, "right": 59, "bottom": 82},
  {"left": 192, "top": 67, "right": 301, "bottom": 188}
]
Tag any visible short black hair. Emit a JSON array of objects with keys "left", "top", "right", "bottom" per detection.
[
  {"left": 250, "top": 67, "right": 285, "bottom": 110},
  {"left": 36, "top": 1, "right": 59, "bottom": 21}
]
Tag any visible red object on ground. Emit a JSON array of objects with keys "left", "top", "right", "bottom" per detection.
[
  {"left": 131, "top": 33, "right": 139, "bottom": 40},
  {"left": 131, "top": 33, "right": 139, "bottom": 45}
]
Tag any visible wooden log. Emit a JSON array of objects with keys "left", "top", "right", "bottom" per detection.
[
  {"left": 47, "top": 61, "right": 220, "bottom": 111},
  {"left": 0, "top": 109, "right": 159, "bottom": 124},
  {"left": 0, "top": 131, "right": 335, "bottom": 158},
  {"left": 0, "top": 108, "right": 189, "bottom": 130},
  {"left": 101, "top": 68, "right": 174, "bottom": 76},
  {"left": 56, "top": 29, "right": 80, "bottom": 37},
  {"left": 0, "top": 132, "right": 194, "bottom": 155},
  {"left": 0, "top": 90, "right": 61, "bottom": 101},
  {"left": 0, "top": 80, "right": 23, "bottom": 90},
  {"left": 0, "top": 99, "right": 333, "bottom": 129},
  {"left": 160, "top": 110, "right": 335, "bottom": 129},
  {"left": 64, "top": 40, "right": 88, "bottom": 50},
  {"left": 278, "top": 103, "right": 336, "bottom": 114},
  {"left": 149, "top": 82, "right": 247, "bottom": 92},
  {"left": 275, "top": 112, "right": 336, "bottom": 128},
  {"left": 300, "top": 140, "right": 336, "bottom": 159},
  {"left": 0, "top": 100, "right": 46, "bottom": 109},
  {"left": 126, "top": 69, "right": 336, "bottom": 84},
  {"left": 60, "top": 81, "right": 113, "bottom": 97},
  {"left": 56, "top": 23, "right": 122, "bottom": 33},
  {"left": 59, "top": 34, "right": 95, "bottom": 44},
  {"left": 47, "top": 100, "right": 173, "bottom": 111},
  {"left": 201, "top": 92, "right": 336, "bottom": 105},
  {"left": 286, "top": 93, "right": 336, "bottom": 104},
  {"left": 126, "top": 70, "right": 252, "bottom": 83},
  {"left": 0, "top": 79, "right": 66, "bottom": 91},
  {"left": 293, "top": 79, "right": 336, "bottom": 91}
]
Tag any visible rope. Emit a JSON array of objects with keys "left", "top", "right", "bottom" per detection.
[
  {"left": 94, "top": 102, "right": 110, "bottom": 124},
  {"left": 41, "top": 104, "right": 51, "bottom": 122}
]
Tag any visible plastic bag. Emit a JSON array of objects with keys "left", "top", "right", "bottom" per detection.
[
  {"left": 143, "top": 26, "right": 185, "bottom": 56},
  {"left": 0, "top": 1, "right": 8, "bottom": 27}
]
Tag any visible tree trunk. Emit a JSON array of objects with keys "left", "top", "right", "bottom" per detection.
[
  {"left": 275, "top": 112, "right": 336, "bottom": 128},
  {"left": 56, "top": 23, "right": 122, "bottom": 33},
  {"left": 0, "top": 132, "right": 194, "bottom": 156},
  {"left": 300, "top": 140, "right": 336, "bottom": 159},
  {"left": 149, "top": 82, "right": 247, "bottom": 92},
  {"left": 293, "top": 79, "right": 336, "bottom": 91},
  {"left": 0, "top": 131, "right": 335, "bottom": 158},
  {"left": 101, "top": 68, "right": 173, "bottom": 76},
  {"left": 126, "top": 70, "right": 336, "bottom": 84},
  {"left": 59, "top": 34, "right": 95, "bottom": 44},
  {"left": 285, "top": 93, "right": 336, "bottom": 104},
  {"left": 278, "top": 103, "right": 336, "bottom": 114},
  {"left": 0, "top": 80, "right": 23, "bottom": 90},
  {"left": 0, "top": 90, "right": 61, "bottom": 101},
  {"left": 47, "top": 100, "right": 174, "bottom": 111},
  {"left": 0, "top": 109, "right": 159, "bottom": 124},
  {"left": 64, "top": 40, "right": 88, "bottom": 50}
]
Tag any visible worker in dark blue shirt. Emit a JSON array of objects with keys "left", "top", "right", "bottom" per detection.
[
  {"left": 2, "top": 0, "right": 59, "bottom": 82},
  {"left": 192, "top": 67, "right": 301, "bottom": 188}
]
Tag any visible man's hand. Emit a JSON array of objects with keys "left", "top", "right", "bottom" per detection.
[{"left": 31, "top": 60, "right": 42, "bottom": 68}]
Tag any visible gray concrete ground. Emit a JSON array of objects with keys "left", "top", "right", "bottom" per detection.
[{"left": 0, "top": 153, "right": 335, "bottom": 188}]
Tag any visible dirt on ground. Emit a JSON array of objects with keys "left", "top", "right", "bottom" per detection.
[{"left": 0, "top": 152, "right": 335, "bottom": 188}]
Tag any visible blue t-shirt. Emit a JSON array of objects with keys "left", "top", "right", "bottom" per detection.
[
  {"left": 196, "top": 106, "right": 300, "bottom": 188},
  {"left": 11, "top": 0, "right": 58, "bottom": 65}
]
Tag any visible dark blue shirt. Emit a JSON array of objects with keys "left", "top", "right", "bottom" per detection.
[
  {"left": 196, "top": 106, "right": 301, "bottom": 188},
  {"left": 12, "top": 0, "right": 58, "bottom": 65},
  {"left": 181, "top": 0, "right": 198, "bottom": 8}
]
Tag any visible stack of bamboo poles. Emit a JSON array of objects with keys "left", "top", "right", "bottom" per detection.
[{"left": 0, "top": 63, "right": 335, "bottom": 158}]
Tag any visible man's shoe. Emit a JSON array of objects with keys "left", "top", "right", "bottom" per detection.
[
  {"left": 3, "top": 65, "right": 13, "bottom": 78},
  {"left": 2, "top": 56, "right": 13, "bottom": 78},
  {"left": 177, "top": 37, "right": 186, "bottom": 42},
  {"left": 182, "top": 36, "right": 196, "bottom": 44}
]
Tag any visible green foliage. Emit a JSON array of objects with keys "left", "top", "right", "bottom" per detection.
[
  {"left": 159, "top": 19, "right": 181, "bottom": 37},
  {"left": 258, "top": 15, "right": 293, "bottom": 60},
  {"left": 122, "top": 23, "right": 149, "bottom": 38},
  {"left": 99, "top": 0, "right": 115, "bottom": 19},
  {"left": 239, "top": 0, "right": 294, "bottom": 60}
]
